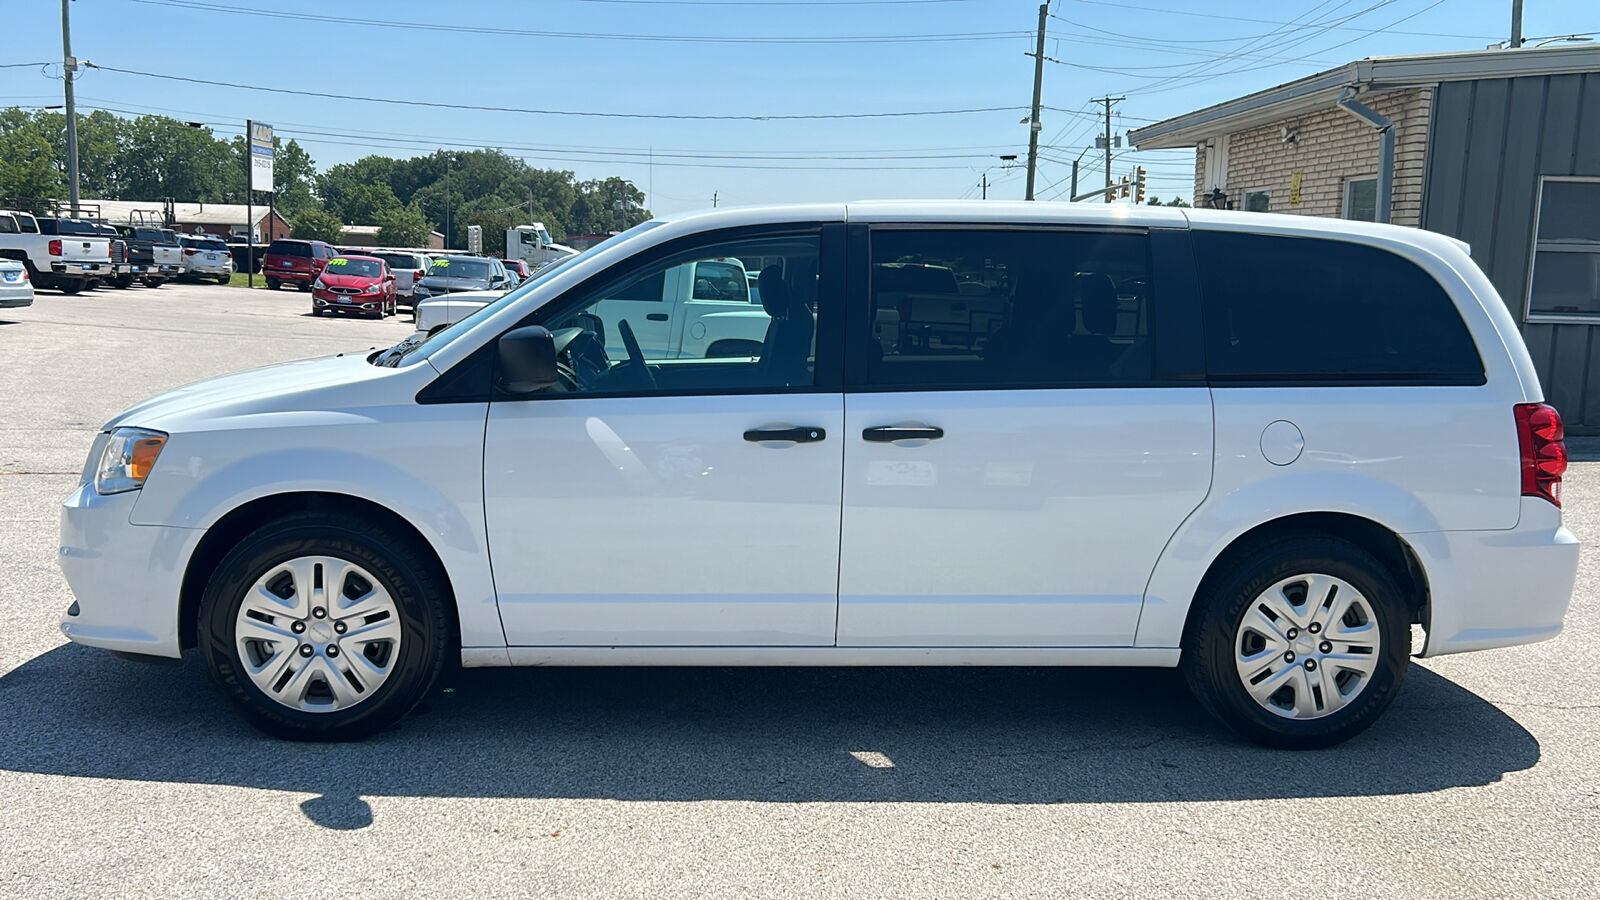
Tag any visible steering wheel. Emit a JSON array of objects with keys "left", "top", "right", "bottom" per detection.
[{"left": 616, "top": 318, "right": 657, "bottom": 390}]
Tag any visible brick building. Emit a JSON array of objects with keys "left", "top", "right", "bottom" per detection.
[{"left": 1131, "top": 45, "right": 1600, "bottom": 428}]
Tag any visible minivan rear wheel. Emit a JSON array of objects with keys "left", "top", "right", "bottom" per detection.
[
  {"left": 197, "top": 511, "right": 452, "bottom": 741},
  {"left": 1181, "top": 535, "right": 1410, "bottom": 749}
]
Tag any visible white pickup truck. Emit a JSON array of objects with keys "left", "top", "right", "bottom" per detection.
[
  {"left": 416, "top": 257, "right": 772, "bottom": 360},
  {"left": 0, "top": 209, "right": 112, "bottom": 294}
]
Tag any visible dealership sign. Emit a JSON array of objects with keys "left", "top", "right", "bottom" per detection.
[{"left": 248, "top": 120, "right": 274, "bottom": 192}]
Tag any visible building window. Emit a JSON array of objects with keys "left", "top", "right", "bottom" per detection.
[
  {"left": 1242, "top": 189, "right": 1271, "bottom": 212},
  {"left": 1527, "top": 178, "right": 1600, "bottom": 321},
  {"left": 1343, "top": 177, "right": 1377, "bottom": 222}
]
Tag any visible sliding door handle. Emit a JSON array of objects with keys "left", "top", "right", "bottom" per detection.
[
  {"left": 862, "top": 425, "right": 944, "bottom": 442},
  {"left": 744, "top": 426, "right": 827, "bottom": 444}
]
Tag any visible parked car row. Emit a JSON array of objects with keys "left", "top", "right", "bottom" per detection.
[{"left": 1, "top": 203, "right": 245, "bottom": 293}]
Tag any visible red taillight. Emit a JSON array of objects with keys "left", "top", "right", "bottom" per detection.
[
  {"left": 183, "top": 248, "right": 198, "bottom": 256},
  {"left": 48, "top": 239, "right": 62, "bottom": 256},
  {"left": 415, "top": 269, "right": 425, "bottom": 280},
  {"left": 1515, "top": 403, "right": 1567, "bottom": 507}
]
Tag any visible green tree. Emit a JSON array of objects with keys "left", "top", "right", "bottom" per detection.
[
  {"left": 375, "top": 203, "right": 432, "bottom": 247},
  {"left": 0, "top": 108, "right": 65, "bottom": 201},
  {"left": 291, "top": 208, "right": 346, "bottom": 243},
  {"left": 571, "top": 177, "right": 650, "bottom": 235},
  {"left": 339, "top": 182, "right": 404, "bottom": 224},
  {"left": 1163, "top": 196, "right": 1191, "bottom": 207}
]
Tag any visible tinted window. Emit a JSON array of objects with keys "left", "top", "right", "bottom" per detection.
[
  {"left": 1194, "top": 231, "right": 1483, "bottom": 383},
  {"left": 374, "top": 253, "right": 421, "bottom": 269},
  {"left": 865, "top": 229, "right": 1152, "bottom": 388},
  {"left": 0, "top": 215, "right": 16, "bottom": 234},
  {"left": 267, "top": 241, "right": 311, "bottom": 257}
]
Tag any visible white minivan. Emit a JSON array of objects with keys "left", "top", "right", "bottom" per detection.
[{"left": 58, "top": 202, "right": 1578, "bottom": 748}]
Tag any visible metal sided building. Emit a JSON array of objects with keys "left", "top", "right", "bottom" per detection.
[{"left": 1130, "top": 46, "right": 1600, "bottom": 429}]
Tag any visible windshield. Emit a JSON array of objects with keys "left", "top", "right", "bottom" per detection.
[
  {"left": 326, "top": 257, "right": 384, "bottom": 277},
  {"left": 428, "top": 258, "right": 490, "bottom": 280}
]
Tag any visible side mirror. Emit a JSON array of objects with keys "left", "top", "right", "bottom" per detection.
[{"left": 496, "top": 325, "right": 559, "bottom": 394}]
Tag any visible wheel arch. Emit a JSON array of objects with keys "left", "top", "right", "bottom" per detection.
[
  {"left": 178, "top": 491, "right": 460, "bottom": 651},
  {"left": 1175, "top": 512, "right": 1430, "bottom": 649}
]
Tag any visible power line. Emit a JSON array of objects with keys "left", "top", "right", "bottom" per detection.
[
  {"left": 570, "top": 0, "right": 971, "bottom": 4},
  {"left": 83, "top": 63, "right": 1029, "bottom": 121},
  {"left": 1065, "top": 0, "right": 1493, "bottom": 40},
  {"left": 51, "top": 102, "right": 990, "bottom": 171},
  {"left": 125, "top": 0, "right": 1027, "bottom": 44}
]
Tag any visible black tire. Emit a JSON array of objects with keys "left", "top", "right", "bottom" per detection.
[
  {"left": 267, "top": 278, "right": 281, "bottom": 291},
  {"left": 1181, "top": 535, "right": 1410, "bottom": 750},
  {"left": 218, "top": 275, "right": 232, "bottom": 285},
  {"left": 298, "top": 282, "right": 310, "bottom": 292},
  {"left": 143, "top": 278, "right": 165, "bottom": 288},
  {"left": 111, "top": 275, "right": 134, "bottom": 289},
  {"left": 196, "top": 511, "right": 453, "bottom": 741},
  {"left": 58, "top": 279, "right": 86, "bottom": 295}
]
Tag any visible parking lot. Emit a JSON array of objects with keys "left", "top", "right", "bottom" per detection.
[{"left": 2, "top": 283, "right": 1597, "bottom": 896}]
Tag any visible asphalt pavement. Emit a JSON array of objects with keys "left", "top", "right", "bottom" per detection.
[{"left": 1, "top": 282, "right": 1596, "bottom": 897}]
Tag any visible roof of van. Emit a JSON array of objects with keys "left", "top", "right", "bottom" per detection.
[{"left": 646, "top": 200, "right": 1471, "bottom": 256}]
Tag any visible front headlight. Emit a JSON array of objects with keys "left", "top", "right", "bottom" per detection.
[
  {"left": 313, "top": 278, "right": 325, "bottom": 289},
  {"left": 95, "top": 427, "right": 168, "bottom": 494}
]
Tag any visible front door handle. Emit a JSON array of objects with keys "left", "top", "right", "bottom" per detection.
[
  {"left": 744, "top": 426, "right": 827, "bottom": 444},
  {"left": 862, "top": 425, "right": 945, "bottom": 442},
  {"left": 646, "top": 313, "right": 670, "bottom": 322}
]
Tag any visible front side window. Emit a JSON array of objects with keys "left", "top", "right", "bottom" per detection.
[
  {"left": 1194, "top": 231, "right": 1483, "bottom": 383},
  {"left": 531, "top": 232, "right": 822, "bottom": 395},
  {"left": 1343, "top": 177, "right": 1377, "bottom": 222},
  {"left": 1527, "top": 178, "right": 1600, "bottom": 321},
  {"left": 865, "top": 229, "right": 1152, "bottom": 388}
]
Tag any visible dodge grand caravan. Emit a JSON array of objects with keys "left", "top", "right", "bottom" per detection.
[{"left": 58, "top": 202, "right": 1577, "bottom": 747}]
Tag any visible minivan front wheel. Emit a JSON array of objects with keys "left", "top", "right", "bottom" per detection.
[
  {"left": 1182, "top": 536, "right": 1410, "bottom": 749},
  {"left": 197, "top": 511, "right": 451, "bottom": 741}
]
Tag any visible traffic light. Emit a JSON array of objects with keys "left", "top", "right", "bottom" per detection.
[
  {"left": 1135, "top": 167, "right": 1147, "bottom": 204},
  {"left": 1119, "top": 176, "right": 1130, "bottom": 199}
]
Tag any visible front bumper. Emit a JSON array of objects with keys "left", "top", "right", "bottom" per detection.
[
  {"left": 58, "top": 482, "right": 202, "bottom": 659},
  {"left": 1408, "top": 498, "right": 1580, "bottom": 657},
  {"left": 313, "top": 294, "right": 384, "bottom": 314}
]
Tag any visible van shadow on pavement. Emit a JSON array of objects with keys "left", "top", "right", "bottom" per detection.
[{"left": 0, "top": 644, "right": 1538, "bottom": 830}]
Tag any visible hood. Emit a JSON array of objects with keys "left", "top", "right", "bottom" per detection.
[
  {"left": 104, "top": 352, "right": 400, "bottom": 433},
  {"left": 418, "top": 275, "right": 491, "bottom": 292}
]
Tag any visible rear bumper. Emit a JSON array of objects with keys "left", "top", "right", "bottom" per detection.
[
  {"left": 58, "top": 482, "right": 200, "bottom": 659},
  {"left": 1408, "top": 498, "right": 1579, "bottom": 657},
  {"left": 51, "top": 262, "right": 106, "bottom": 276},
  {"left": 269, "top": 268, "right": 316, "bottom": 283},
  {"left": 0, "top": 285, "right": 34, "bottom": 307}
]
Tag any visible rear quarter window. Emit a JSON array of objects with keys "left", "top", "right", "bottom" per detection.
[{"left": 1193, "top": 231, "right": 1484, "bottom": 385}]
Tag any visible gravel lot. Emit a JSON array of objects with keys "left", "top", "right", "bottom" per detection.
[{"left": 2, "top": 282, "right": 1597, "bottom": 897}]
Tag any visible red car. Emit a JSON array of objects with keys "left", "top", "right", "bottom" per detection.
[
  {"left": 263, "top": 238, "right": 337, "bottom": 291},
  {"left": 310, "top": 255, "right": 398, "bottom": 318},
  {"left": 502, "top": 258, "right": 531, "bottom": 281}
]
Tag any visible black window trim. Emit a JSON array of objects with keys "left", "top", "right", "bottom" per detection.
[
  {"left": 844, "top": 222, "right": 1199, "bottom": 393},
  {"left": 420, "top": 221, "right": 845, "bottom": 405}
]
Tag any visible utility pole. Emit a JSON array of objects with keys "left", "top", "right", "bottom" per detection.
[
  {"left": 712, "top": 191, "right": 718, "bottom": 208},
  {"left": 981, "top": 173, "right": 987, "bottom": 200},
  {"left": 1092, "top": 95, "right": 1123, "bottom": 202},
  {"left": 1023, "top": 3, "right": 1047, "bottom": 201},
  {"left": 61, "top": 0, "right": 80, "bottom": 214},
  {"left": 1070, "top": 160, "right": 1078, "bottom": 202},
  {"left": 1511, "top": 0, "right": 1524, "bottom": 47}
]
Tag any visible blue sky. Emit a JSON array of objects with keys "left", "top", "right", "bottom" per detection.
[{"left": 4, "top": 0, "right": 1595, "bottom": 213}]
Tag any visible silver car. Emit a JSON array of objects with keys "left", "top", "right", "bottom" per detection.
[
  {"left": 0, "top": 259, "right": 34, "bottom": 308},
  {"left": 178, "top": 235, "right": 235, "bottom": 283},
  {"left": 366, "top": 251, "right": 431, "bottom": 305}
]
